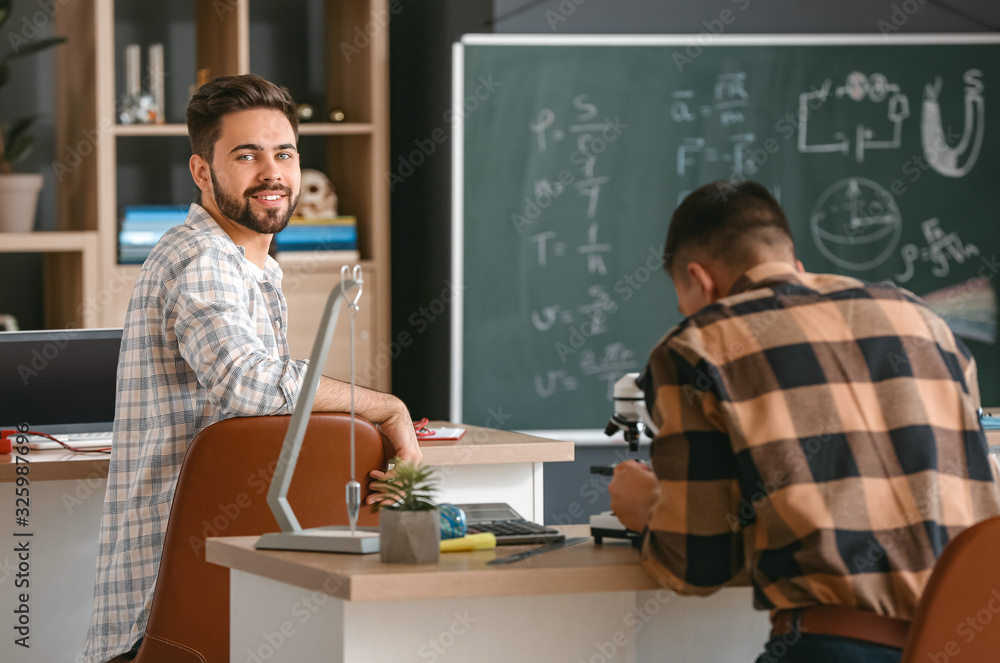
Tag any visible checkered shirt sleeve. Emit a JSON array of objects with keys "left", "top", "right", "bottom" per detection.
[
  {"left": 172, "top": 248, "right": 305, "bottom": 416},
  {"left": 639, "top": 262, "right": 1000, "bottom": 619}
]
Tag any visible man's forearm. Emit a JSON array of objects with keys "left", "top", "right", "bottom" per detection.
[
  {"left": 312, "top": 375, "right": 423, "bottom": 465},
  {"left": 312, "top": 375, "right": 405, "bottom": 423}
]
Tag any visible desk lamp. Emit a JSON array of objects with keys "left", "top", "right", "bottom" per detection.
[{"left": 256, "top": 266, "right": 380, "bottom": 554}]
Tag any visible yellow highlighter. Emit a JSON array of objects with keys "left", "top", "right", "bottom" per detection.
[{"left": 440, "top": 532, "right": 497, "bottom": 553}]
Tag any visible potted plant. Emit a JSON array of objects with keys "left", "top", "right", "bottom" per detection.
[
  {"left": 0, "top": 0, "right": 66, "bottom": 232},
  {"left": 373, "top": 459, "right": 440, "bottom": 564}
]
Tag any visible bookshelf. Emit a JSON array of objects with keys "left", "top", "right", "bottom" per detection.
[{"left": 51, "top": 0, "right": 392, "bottom": 390}]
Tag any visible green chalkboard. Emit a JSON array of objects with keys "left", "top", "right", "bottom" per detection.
[{"left": 455, "top": 35, "right": 1000, "bottom": 432}]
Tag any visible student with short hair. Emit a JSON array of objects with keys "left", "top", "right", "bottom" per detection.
[{"left": 609, "top": 180, "right": 1000, "bottom": 662}]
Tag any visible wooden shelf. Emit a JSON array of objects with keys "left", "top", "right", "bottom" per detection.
[
  {"left": 114, "top": 123, "right": 373, "bottom": 138},
  {"left": 298, "top": 123, "right": 373, "bottom": 136},
  {"left": 50, "top": 0, "right": 391, "bottom": 389},
  {"left": 115, "top": 124, "right": 189, "bottom": 137},
  {"left": 0, "top": 230, "right": 98, "bottom": 253},
  {"left": 276, "top": 251, "right": 366, "bottom": 269}
]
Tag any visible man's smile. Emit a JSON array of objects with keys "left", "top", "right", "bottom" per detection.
[{"left": 250, "top": 190, "right": 289, "bottom": 207}]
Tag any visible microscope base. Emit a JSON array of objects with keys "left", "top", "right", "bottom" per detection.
[{"left": 589, "top": 511, "right": 643, "bottom": 548}]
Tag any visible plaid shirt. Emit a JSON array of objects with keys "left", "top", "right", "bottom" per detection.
[
  {"left": 640, "top": 261, "right": 1000, "bottom": 619},
  {"left": 82, "top": 204, "right": 307, "bottom": 662}
]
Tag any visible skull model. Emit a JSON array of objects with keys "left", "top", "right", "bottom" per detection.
[{"left": 296, "top": 169, "right": 338, "bottom": 218}]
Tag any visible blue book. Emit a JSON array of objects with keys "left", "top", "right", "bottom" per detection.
[
  {"left": 122, "top": 205, "right": 191, "bottom": 221},
  {"left": 276, "top": 226, "right": 357, "bottom": 244},
  {"left": 275, "top": 241, "right": 358, "bottom": 252}
]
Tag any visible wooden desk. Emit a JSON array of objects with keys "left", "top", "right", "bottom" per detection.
[
  {"left": 0, "top": 448, "right": 109, "bottom": 482},
  {"left": 0, "top": 422, "right": 573, "bottom": 483},
  {"left": 207, "top": 526, "right": 770, "bottom": 662},
  {"left": 0, "top": 448, "right": 109, "bottom": 662},
  {"left": 0, "top": 423, "right": 569, "bottom": 663}
]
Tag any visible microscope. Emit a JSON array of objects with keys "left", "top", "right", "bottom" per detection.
[{"left": 590, "top": 372, "right": 658, "bottom": 546}]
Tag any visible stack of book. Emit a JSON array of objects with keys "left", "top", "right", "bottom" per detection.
[
  {"left": 275, "top": 216, "right": 358, "bottom": 254},
  {"left": 119, "top": 207, "right": 360, "bottom": 264},
  {"left": 118, "top": 205, "right": 190, "bottom": 264}
]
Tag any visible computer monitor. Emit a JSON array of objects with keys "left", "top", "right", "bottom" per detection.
[{"left": 0, "top": 328, "right": 123, "bottom": 434}]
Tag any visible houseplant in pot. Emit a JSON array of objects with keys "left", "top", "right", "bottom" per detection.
[
  {"left": 374, "top": 458, "right": 440, "bottom": 564},
  {"left": 0, "top": 0, "right": 66, "bottom": 232}
]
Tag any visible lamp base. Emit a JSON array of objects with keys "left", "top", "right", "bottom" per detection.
[{"left": 256, "top": 526, "right": 380, "bottom": 554}]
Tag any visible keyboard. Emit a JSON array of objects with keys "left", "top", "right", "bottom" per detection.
[
  {"left": 23, "top": 432, "right": 112, "bottom": 450},
  {"left": 465, "top": 519, "right": 566, "bottom": 545}
]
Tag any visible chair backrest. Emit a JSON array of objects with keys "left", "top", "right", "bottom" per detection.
[
  {"left": 900, "top": 515, "right": 1000, "bottom": 663},
  {"left": 134, "top": 413, "right": 386, "bottom": 663}
]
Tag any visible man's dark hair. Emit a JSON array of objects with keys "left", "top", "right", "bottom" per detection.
[
  {"left": 663, "top": 180, "right": 794, "bottom": 279},
  {"left": 186, "top": 74, "right": 298, "bottom": 162}
]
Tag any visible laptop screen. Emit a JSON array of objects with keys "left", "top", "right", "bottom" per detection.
[{"left": 0, "top": 328, "right": 123, "bottom": 434}]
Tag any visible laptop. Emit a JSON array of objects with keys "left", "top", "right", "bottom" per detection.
[{"left": 0, "top": 328, "right": 123, "bottom": 450}]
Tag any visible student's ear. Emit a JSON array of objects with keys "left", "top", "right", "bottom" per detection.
[
  {"left": 686, "top": 262, "right": 718, "bottom": 304},
  {"left": 795, "top": 259, "right": 805, "bottom": 273}
]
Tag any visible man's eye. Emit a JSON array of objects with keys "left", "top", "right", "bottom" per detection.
[
  {"left": 237, "top": 154, "right": 254, "bottom": 161},
  {"left": 277, "top": 152, "right": 294, "bottom": 160}
]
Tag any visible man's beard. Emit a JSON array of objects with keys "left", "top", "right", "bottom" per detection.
[{"left": 210, "top": 168, "right": 299, "bottom": 235}]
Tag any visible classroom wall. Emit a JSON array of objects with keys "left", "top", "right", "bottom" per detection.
[
  {"left": 386, "top": 0, "right": 1000, "bottom": 524},
  {"left": 388, "top": 1, "right": 493, "bottom": 418}
]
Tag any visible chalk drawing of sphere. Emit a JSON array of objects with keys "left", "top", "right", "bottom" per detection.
[
  {"left": 810, "top": 177, "right": 902, "bottom": 271},
  {"left": 844, "top": 72, "right": 868, "bottom": 102}
]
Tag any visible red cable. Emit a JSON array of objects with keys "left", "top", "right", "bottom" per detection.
[
  {"left": 1, "top": 429, "right": 111, "bottom": 454},
  {"left": 413, "top": 417, "right": 434, "bottom": 438}
]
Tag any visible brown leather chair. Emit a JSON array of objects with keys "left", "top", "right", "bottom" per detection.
[
  {"left": 133, "top": 413, "right": 386, "bottom": 663},
  {"left": 900, "top": 515, "right": 1000, "bottom": 662}
]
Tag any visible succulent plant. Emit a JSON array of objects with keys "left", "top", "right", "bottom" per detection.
[{"left": 372, "top": 458, "right": 438, "bottom": 512}]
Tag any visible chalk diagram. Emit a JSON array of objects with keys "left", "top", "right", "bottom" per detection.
[
  {"left": 798, "top": 72, "right": 910, "bottom": 163},
  {"left": 921, "top": 69, "right": 985, "bottom": 178},
  {"left": 810, "top": 177, "right": 902, "bottom": 271}
]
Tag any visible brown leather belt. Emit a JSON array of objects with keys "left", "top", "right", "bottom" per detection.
[{"left": 771, "top": 606, "right": 910, "bottom": 650}]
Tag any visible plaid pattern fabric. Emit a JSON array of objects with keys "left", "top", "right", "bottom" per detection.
[
  {"left": 82, "top": 204, "right": 307, "bottom": 662},
  {"left": 640, "top": 261, "right": 1000, "bottom": 619}
]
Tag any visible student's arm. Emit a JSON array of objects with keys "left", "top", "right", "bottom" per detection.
[{"left": 637, "top": 339, "right": 744, "bottom": 596}]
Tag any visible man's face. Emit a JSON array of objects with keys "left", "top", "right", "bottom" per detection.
[{"left": 208, "top": 108, "right": 300, "bottom": 234}]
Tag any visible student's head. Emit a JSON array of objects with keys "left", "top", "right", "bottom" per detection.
[
  {"left": 187, "top": 74, "right": 301, "bottom": 234},
  {"left": 664, "top": 181, "right": 797, "bottom": 316}
]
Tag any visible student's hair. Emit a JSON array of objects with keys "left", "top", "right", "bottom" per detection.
[
  {"left": 663, "top": 180, "right": 794, "bottom": 279},
  {"left": 186, "top": 74, "right": 298, "bottom": 162}
]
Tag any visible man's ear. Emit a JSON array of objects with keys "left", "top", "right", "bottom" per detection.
[
  {"left": 190, "top": 154, "right": 212, "bottom": 196},
  {"left": 686, "top": 262, "right": 718, "bottom": 303},
  {"left": 795, "top": 259, "right": 805, "bottom": 273}
]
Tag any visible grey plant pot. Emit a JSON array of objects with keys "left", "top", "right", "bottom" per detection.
[{"left": 379, "top": 508, "right": 440, "bottom": 564}]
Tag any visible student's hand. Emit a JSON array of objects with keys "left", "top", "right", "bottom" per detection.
[{"left": 609, "top": 460, "right": 661, "bottom": 532}]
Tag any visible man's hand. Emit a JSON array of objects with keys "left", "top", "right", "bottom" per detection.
[
  {"left": 366, "top": 468, "right": 403, "bottom": 507},
  {"left": 366, "top": 408, "right": 423, "bottom": 506},
  {"left": 377, "top": 408, "right": 423, "bottom": 464},
  {"left": 310, "top": 377, "right": 424, "bottom": 505},
  {"left": 608, "top": 460, "right": 661, "bottom": 532}
]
